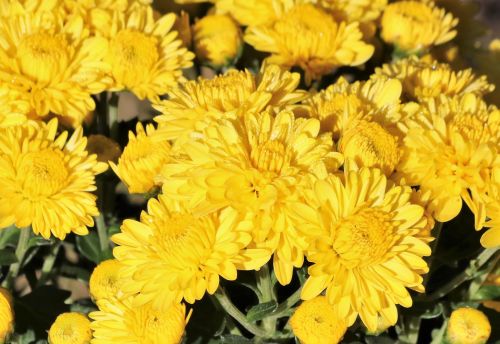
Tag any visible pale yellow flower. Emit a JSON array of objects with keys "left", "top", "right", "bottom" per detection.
[
  {"left": 447, "top": 308, "right": 491, "bottom": 344},
  {"left": 48, "top": 313, "right": 92, "bottom": 344},
  {"left": 381, "top": 0, "right": 458, "bottom": 53},
  {"left": 89, "top": 259, "right": 124, "bottom": 302}
]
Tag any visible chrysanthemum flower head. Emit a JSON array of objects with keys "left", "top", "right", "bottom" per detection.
[
  {"left": 89, "top": 259, "right": 124, "bottom": 302},
  {"left": 305, "top": 77, "right": 403, "bottom": 139},
  {"left": 0, "top": 287, "right": 14, "bottom": 343},
  {"left": 48, "top": 312, "right": 92, "bottom": 344},
  {"left": 214, "top": 0, "right": 280, "bottom": 26},
  {"left": 245, "top": 4, "right": 374, "bottom": 84},
  {"left": 374, "top": 57, "right": 494, "bottom": 101},
  {"left": 112, "top": 194, "right": 269, "bottom": 308},
  {"left": 193, "top": 14, "right": 242, "bottom": 68},
  {"left": 0, "top": 0, "right": 58, "bottom": 16},
  {"left": 381, "top": 1, "right": 458, "bottom": 53},
  {"left": 289, "top": 168, "right": 430, "bottom": 332},
  {"left": 397, "top": 93, "right": 500, "bottom": 228},
  {"left": 109, "top": 122, "right": 171, "bottom": 194},
  {"left": 90, "top": 297, "right": 188, "bottom": 344},
  {"left": 0, "top": 88, "right": 29, "bottom": 128},
  {"left": 94, "top": 6, "right": 194, "bottom": 101},
  {"left": 479, "top": 170, "right": 500, "bottom": 248},
  {"left": 0, "top": 9, "right": 110, "bottom": 126},
  {"left": 446, "top": 307, "right": 491, "bottom": 344},
  {"left": 290, "top": 296, "right": 347, "bottom": 344},
  {"left": 0, "top": 119, "right": 108, "bottom": 239},
  {"left": 161, "top": 110, "right": 342, "bottom": 285},
  {"left": 153, "top": 64, "right": 307, "bottom": 142}
]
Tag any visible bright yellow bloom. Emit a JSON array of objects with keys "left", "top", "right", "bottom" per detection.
[
  {"left": 0, "top": 89, "right": 29, "bottom": 128},
  {"left": 0, "top": 288, "right": 13, "bottom": 343},
  {"left": 381, "top": 1, "right": 458, "bottom": 53},
  {"left": 397, "top": 94, "right": 500, "bottom": 228},
  {"left": 161, "top": 110, "right": 342, "bottom": 285},
  {"left": 109, "top": 122, "right": 171, "bottom": 194},
  {"left": 245, "top": 4, "right": 374, "bottom": 84},
  {"left": 90, "top": 298, "right": 188, "bottom": 344},
  {"left": 289, "top": 168, "right": 430, "bottom": 332},
  {"left": 214, "top": 0, "right": 281, "bottom": 26},
  {"left": 113, "top": 195, "right": 269, "bottom": 308},
  {"left": 480, "top": 171, "right": 500, "bottom": 248},
  {"left": 0, "top": 10, "right": 110, "bottom": 126},
  {"left": 193, "top": 14, "right": 242, "bottom": 68},
  {"left": 490, "top": 39, "right": 500, "bottom": 52},
  {"left": 48, "top": 313, "right": 92, "bottom": 344},
  {"left": 374, "top": 57, "right": 494, "bottom": 101},
  {"left": 447, "top": 308, "right": 491, "bottom": 344},
  {"left": 0, "top": 0, "right": 58, "bottom": 16},
  {"left": 290, "top": 296, "right": 347, "bottom": 344},
  {"left": 95, "top": 6, "right": 194, "bottom": 101},
  {"left": 305, "top": 76, "right": 402, "bottom": 139},
  {"left": 319, "top": 0, "right": 387, "bottom": 23},
  {"left": 89, "top": 259, "right": 124, "bottom": 302},
  {"left": 153, "top": 64, "right": 306, "bottom": 143},
  {"left": 0, "top": 119, "right": 108, "bottom": 239}
]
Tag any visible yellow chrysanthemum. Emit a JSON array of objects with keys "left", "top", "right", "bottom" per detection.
[
  {"left": 90, "top": 298, "right": 188, "bottom": 344},
  {"left": 0, "top": 0, "right": 58, "bottom": 16},
  {"left": 89, "top": 259, "right": 124, "bottom": 302},
  {"left": 289, "top": 168, "right": 430, "bottom": 332},
  {"left": 112, "top": 195, "right": 269, "bottom": 308},
  {"left": 193, "top": 14, "right": 242, "bottom": 67},
  {"left": 374, "top": 57, "right": 494, "bottom": 101},
  {"left": 0, "top": 88, "right": 29, "bottom": 128},
  {"left": 95, "top": 6, "right": 194, "bottom": 101},
  {"left": 153, "top": 64, "right": 306, "bottom": 142},
  {"left": 109, "top": 122, "right": 170, "bottom": 194},
  {"left": 319, "top": 0, "right": 386, "bottom": 23},
  {"left": 48, "top": 313, "right": 92, "bottom": 344},
  {"left": 397, "top": 93, "right": 500, "bottom": 229},
  {"left": 214, "top": 0, "right": 281, "bottom": 26},
  {"left": 245, "top": 4, "right": 374, "bottom": 84},
  {"left": 0, "top": 288, "right": 14, "bottom": 343},
  {"left": 0, "top": 9, "right": 110, "bottom": 126},
  {"left": 161, "top": 110, "right": 342, "bottom": 285},
  {"left": 305, "top": 76, "right": 402, "bottom": 139},
  {"left": 0, "top": 119, "right": 108, "bottom": 239},
  {"left": 480, "top": 171, "right": 500, "bottom": 248},
  {"left": 290, "top": 296, "right": 347, "bottom": 344},
  {"left": 447, "top": 308, "right": 491, "bottom": 344},
  {"left": 381, "top": 1, "right": 458, "bottom": 53}
]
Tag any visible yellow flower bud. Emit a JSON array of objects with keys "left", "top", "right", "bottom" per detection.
[
  {"left": 447, "top": 308, "right": 491, "bottom": 344},
  {"left": 381, "top": 1, "right": 458, "bottom": 53},
  {"left": 193, "top": 14, "right": 242, "bottom": 68},
  {"left": 48, "top": 312, "right": 92, "bottom": 344},
  {"left": 89, "top": 259, "right": 124, "bottom": 302},
  {"left": 290, "top": 296, "right": 347, "bottom": 344},
  {"left": 0, "top": 288, "right": 14, "bottom": 343}
]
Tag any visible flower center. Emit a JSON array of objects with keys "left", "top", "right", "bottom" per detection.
[
  {"left": 18, "top": 149, "right": 69, "bottom": 198},
  {"left": 17, "top": 33, "right": 70, "bottom": 84},
  {"left": 339, "top": 120, "right": 400, "bottom": 175},
  {"left": 333, "top": 208, "right": 395, "bottom": 268},
  {"left": 108, "top": 29, "right": 159, "bottom": 87},
  {"left": 250, "top": 140, "right": 291, "bottom": 174},
  {"left": 131, "top": 303, "right": 185, "bottom": 343}
]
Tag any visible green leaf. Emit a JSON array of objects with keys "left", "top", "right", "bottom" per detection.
[
  {"left": 471, "top": 285, "right": 500, "bottom": 301},
  {"left": 220, "top": 335, "right": 253, "bottom": 344},
  {"left": 0, "top": 226, "right": 20, "bottom": 249},
  {"left": 246, "top": 301, "right": 278, "bottom": 322},
  {"left": 420, "top": 303, "right": 444, "bottom": 319},
  {"left": 14, "top": 286, "right": 71, "bottom": 339},
  {"left": 0, "top": 248, "right": 18, "bottom": 265},
  {"left": 430, "top": 319, "right": 448, "bottom": 344},
  {"left": 76, "top": 232, "right": 110, "bottom": 264}
]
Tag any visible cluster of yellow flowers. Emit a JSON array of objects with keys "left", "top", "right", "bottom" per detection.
[{"left": 0, "top": 0, "right": 498, "bottom": 343}]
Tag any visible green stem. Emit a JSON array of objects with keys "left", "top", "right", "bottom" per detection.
[
  {"left": 37, "top": 242, "right": 61, "bottom": 287},
  {"left": 422, "top": 248, "right": 499, "bottom": 301},
  {"left": 95, "top": 214, "right": 109, "bottom": 254},
  {"left": 213, "top": 287, "right": 268, "bottom": 338},
  {"left": 2, "top": 227, "right": 32, "bottom": 287},
  {"left": 256, "top": 264, "right": 277, "bottom": 333},
  {"left": 270, "top": 286, "right": 302, "bottom": 319}
]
